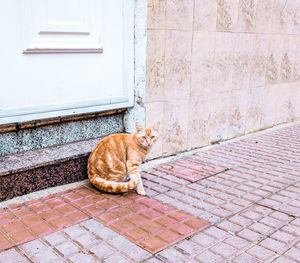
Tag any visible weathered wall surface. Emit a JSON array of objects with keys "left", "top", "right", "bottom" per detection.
[
  {"left": 124, "top": 0, "right": 148, "bottom": 133},
  {"left": 146, "top": 0, "right": 300, "bottom": 159}
]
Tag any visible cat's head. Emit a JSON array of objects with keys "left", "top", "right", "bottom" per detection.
[{"left": 135, "top": 122, "right": 160, "bottom": 149}]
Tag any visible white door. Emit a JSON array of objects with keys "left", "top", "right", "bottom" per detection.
[{"left": 0, "top": 0, "right": 134, "bottom": 125}]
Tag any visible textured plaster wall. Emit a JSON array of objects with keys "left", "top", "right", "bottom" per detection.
[{"left": 146, "top": 0, "right": 300, "bottom": 159}]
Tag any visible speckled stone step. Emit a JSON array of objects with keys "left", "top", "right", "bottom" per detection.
[{"left": 0, "top": 137, "right": 102, "bottom": 201}]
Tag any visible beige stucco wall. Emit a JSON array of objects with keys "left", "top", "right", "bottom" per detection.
[{"left": 146, "top": 0, "right": 300, "bottom": 159}]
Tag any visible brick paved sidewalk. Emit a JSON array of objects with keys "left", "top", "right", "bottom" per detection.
[{"left": 0, "top": 123, "right": 300, "bottom": 262}]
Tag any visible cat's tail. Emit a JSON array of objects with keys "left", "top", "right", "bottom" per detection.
[{"left": 89, "top": 175, "right": 137, "bottom": 194}]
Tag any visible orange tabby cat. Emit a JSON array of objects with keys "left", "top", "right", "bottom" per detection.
[{"left": 87, "top": 122, "right": 160, "bottom": 195}]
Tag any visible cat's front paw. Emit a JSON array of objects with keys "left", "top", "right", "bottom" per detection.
[{"left": 137, "top": 189, "right": 146, "bottom": 196}]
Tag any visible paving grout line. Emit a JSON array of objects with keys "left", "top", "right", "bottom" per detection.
[
  {"left": 155, "top": 206, "right": 299, "bottom": 263},
  {"left": 0, "top": 180, "right": 90, "bottom": 209},
  {"left": 0, "top": 185, "right": 97, "bottom": 251},
  {"left": 1, "top": 124, "right": 299, "bottom": 260},
  {"left": 149, "top": 163, "right": 299, "bottom": 227},
  {"left": 1, "top": 188, "right": 298, "bottom": 262},
  {"left": 143, "top": 130, "right": 300, "bottom": 201},
  {"left": 149, "top": 148, "right": 300, "bottom": 259},
  {"left": 147, "top": 168, "right": 300, "bottom": 254},
  {"left": 14, "top": 246, "right": 34, "bottom": 263},
  {"left": 2, "top": 200, "right": 152, "bottom": 262},
  {"left": 20, "top": 237, "right": 62, "bottom": 263},
  {"left": 45, "top": 222, "right": 138, "bottom": 262},
  {"left": 4, "top": 186, "right": 210, "bottom": 256},
  {"left": 192, "top": 193, "right": 299, "bottom": 261},
  {"left": 141, "top": 121, "right": 300, "bottom": 170},
  {"left": 211, "top": 178, "right": 299, "bottom": 226},
  {"left": 145, "top": 161, "right": 294, "bottom": 200}
]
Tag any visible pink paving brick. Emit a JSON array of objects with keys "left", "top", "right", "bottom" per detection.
[
  {"left": 98, "top": 200, "right": 119, "bottom": 211},
  {"left": 185, "top": 218, "right": 210, "bottom": 230},
  {"left": 2, "top": 220, "right": 26, "bottom": 233},
  {"left": 9, "top": 205, "right": 33, "bottom": 218},
  {"left": 97, "top": 211, "right": 120, "bottom": 224},
  {"left": 0, "top": 211, "right": 16, "bottom": 225},
  {"left": 96, "top": 194, "right": 210, "bottom": 253},
  {"left": 10, "top": 229, "right": 35, "bottom": 245},
  {"left": 21, "top": 214, "right": 44, "bottom": 227},
  {"left": 85, "top": 193, "right": 108, "bottom": 204},
  {"left": 170, "top": 223, "right": 194, "bottom": 237},
  {"left": 140, "top": 221, "right": 163, "bottom": 235},
  {"left": 30, "top": 203, "right": 50, "bottom": 214},
  {"left": 45, "top": 198, "right": 65, "bottom": 208},
  {"left": 84, "top": 204, "right": 105, "bottom": 216},
  {"left": 125, "top": 202, "right": 148, "bottom": 213},
  {"left": 152, "top": 158, "right": 227, "bottom": 182},
  {"left": 140, "top": 236, "right": 167, "bottom": 253},
  {"left": 72, "top": 198, "right": 93, "bottom": 208},
  {"left": 39, "top": 209, "right": 61, "bottom": 221},
  {"left": 0, "top": 188, "right": 102, "bottom": 248},
  {"left": 126, "top": 214, "right": 148, "bottom": 225},
  {"left": 47, "top": 216, "right": 72, "bottom": 230},
  {"left": 109, "top": 218, "right": 135, "bottom": 232},
  {"left": 29, "top": 222, "right": 53, "bottom": 237},
  {"left": 156, "top": 229, "right": 182, "bottom": 243},
  {"left": 55, "top": 204, "right": 77, "bottom": 216},
  {"left": 0, "top": 234, "right": 13, "bottom": 250},
  {"left": 63, "top": 193, "right": 83, "bottom": 202},
  {"left": 66, "top": 210, "right": 89, "bottom": 224},
  {"left": 140, "top": 208, "right": 162, "bottom": 219},
  {"left": 113, "top": 196, "right": 133, "bottom": 206},
  {"left": 124, "top": 227, "right": 148, "bottom": 240},
  {"left": 152, "top": 203, "right": 174, "bottom": 214},
  {"left": 154, "top": 215, "right": 177, "bottom": 227},
  {"left": 110, "top": 207, "right": 133, "bottom": 218},
  {"left": 168, "top": 211, "right": 191, "bottom": 221}
]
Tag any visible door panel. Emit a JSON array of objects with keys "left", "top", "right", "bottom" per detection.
[
  {"left": 22, "top": 0, "right": 102, "bottom": 53},
  {"left": 0, "top": 0, "right": 134, "bottom": 125}
]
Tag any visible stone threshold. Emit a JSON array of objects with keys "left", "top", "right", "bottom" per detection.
[{"left": 0, "top": 137, "right": 103, "bottom": 201}]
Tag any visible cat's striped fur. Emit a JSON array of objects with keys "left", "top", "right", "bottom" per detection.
[{"left": 87, "top": 122, "right": 160, "bottom": 195}]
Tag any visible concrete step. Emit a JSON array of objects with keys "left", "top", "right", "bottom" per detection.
[{"left": 0, "top": 137, "right": 102, "bottom": 201}]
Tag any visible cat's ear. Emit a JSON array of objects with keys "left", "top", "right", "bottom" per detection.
[
  {"left": 135, "top": 122, "right": 144, "bottom": 133},
  {"left": 153, "top": 121, "right": 160, "bottom": 133}
]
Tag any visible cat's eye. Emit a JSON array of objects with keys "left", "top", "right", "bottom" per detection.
[{"left": 151, "top": 136, "right": 155, "bottom": 139}]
